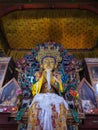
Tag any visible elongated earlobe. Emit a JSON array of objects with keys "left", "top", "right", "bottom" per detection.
[
  {"left": 40, "top": 64, "right": 43, "bottom": 68},
  {"left": 54, "top": 63, "right": 58, "bottom": 69}
]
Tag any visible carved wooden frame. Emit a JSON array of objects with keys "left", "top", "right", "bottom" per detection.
[
  {"left": 77, "top": 78, "right": 97, "bottom": 113},
  {"left": 0, "top": 78, "right": 20, "bottom": 108}
]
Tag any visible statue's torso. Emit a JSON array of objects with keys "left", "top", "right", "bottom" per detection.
[{"left": 41, "top": 82, "right": 58, "bottom": 94}]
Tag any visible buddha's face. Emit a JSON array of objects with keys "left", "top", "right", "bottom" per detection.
[{"left": 42, "top": 57, "right": 56, "bottom": 71}]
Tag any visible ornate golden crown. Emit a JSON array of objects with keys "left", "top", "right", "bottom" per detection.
[{"left": 36, "top": 42, "right": 62, "bottom": 63}]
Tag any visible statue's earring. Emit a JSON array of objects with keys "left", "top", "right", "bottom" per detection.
[
  {"left": 40, "top": 64, "right": 43, "bottom": 71},
  {"left": 54, "top": 63, "right": 57, "bottom": 69}
]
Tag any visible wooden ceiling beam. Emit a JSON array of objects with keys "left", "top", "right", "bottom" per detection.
[
  {"left": 0, "top": 0, "right": 97, "bottom": 3},
  {"left": 0, "top": 2, "right": 98, "bottom": 17}
]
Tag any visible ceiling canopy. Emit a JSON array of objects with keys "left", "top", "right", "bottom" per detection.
[{"left": 0, "top": 0, "right": 98, "bottom": 51}]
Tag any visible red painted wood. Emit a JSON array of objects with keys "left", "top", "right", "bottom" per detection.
[
  {"left": 0, "top": 113, "right": 18, "bottom": 130},
  {"left": 0, "top": 3, "right": 98, "bottom": 17}
]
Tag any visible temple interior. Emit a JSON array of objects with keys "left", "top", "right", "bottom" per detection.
[{"left": 0, "top": 0, "right": 98, "bottom": 130}]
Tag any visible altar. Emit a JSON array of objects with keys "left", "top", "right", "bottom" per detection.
[{"left": 0, "top": 42, "right": 98, "bottom": 130}]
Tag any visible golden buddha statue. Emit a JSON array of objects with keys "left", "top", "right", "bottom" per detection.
[
  {"left": 31, "top": 57, "right": 63, "bottom": 95},
  {"left": 27, "top": 43, "right": 68, "bottom": 130}
]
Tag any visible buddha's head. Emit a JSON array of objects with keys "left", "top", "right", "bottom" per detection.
[
  {"left": 36, "top": 42, "right": 62, "bottom": 71},
  {"left": 41, "top": 56, "right": 56, "bottom": 71}
]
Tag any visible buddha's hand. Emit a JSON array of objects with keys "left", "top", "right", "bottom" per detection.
[
  {"left": 34, "top": 71, "right": 42, "bottom": 81},
  {"left": 53, "top": 72, "right": 62, "bottom": 83},
  {"left": 52, "top": 72, "right": 63, "bottom": 93}
]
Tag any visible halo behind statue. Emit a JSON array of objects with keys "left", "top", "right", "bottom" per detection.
[{"left": 16, "top": 42, "right": 81, "bottom": 99}]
